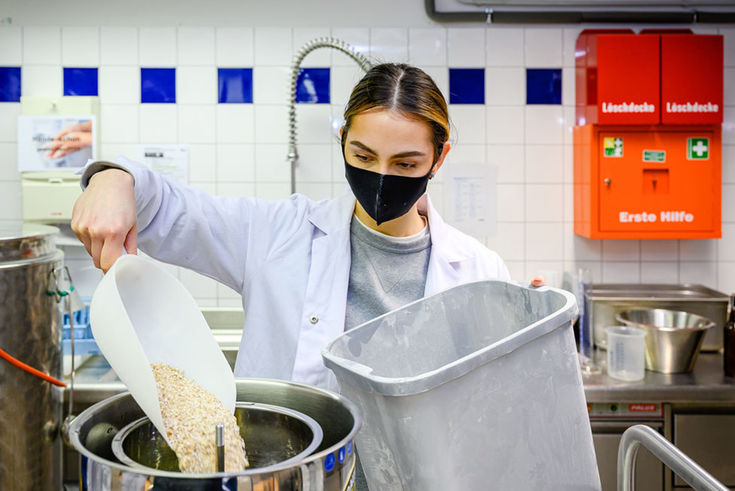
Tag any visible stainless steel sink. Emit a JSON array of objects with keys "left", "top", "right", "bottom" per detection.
[{"left": 586, "top": 284, "right": 729, "bottom": 352}]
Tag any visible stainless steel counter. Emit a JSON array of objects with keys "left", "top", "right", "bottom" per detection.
[
  {"left": 583, "top": 353, "right": 735, "bottom": 404},
  {"left": 63, "top": 353, "right": 735, "bottom": 491},
  {"left": 66, "top": 353, "right": 735, "bottom": 405}
]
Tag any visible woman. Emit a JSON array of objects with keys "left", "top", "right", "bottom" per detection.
[{"left": 71, "top": 63, "right": 510, "bottom": 391}]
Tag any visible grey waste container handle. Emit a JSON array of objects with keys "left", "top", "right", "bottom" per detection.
[{"left": 617, "top": 424, "right": 728, "bottom": 491}]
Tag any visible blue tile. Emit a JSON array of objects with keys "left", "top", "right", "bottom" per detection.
[
  {"left": 526, "top": 68, "right": 562, "bottom": 105},
  {"left": 63, "top": 68, "right": 98, "bottom": 96},
  {"left": 449, "top": 68, "right": 485, "bottom": 105},
  {"left": 141, "top": 68, "right": 176, "bottom": 103},
  {"left": 296, "top": 68, "right": 330, "bottom": 104},
  {"left": 218, "top": 68, "right": 253, "bottom": 103},
  {"left": 0, "top": 67, "right": 21, "bottom": 102}
]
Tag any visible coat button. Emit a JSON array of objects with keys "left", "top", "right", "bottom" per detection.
[{"left": 310, "top": 315, "right": 319, "bottom": 324}]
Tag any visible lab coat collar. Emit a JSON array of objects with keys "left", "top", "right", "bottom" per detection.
[
  {"left": 306, "top": 192, "right": 356, "bottom": 236},
  {"left": 307, "top": 191, "right": 472, "bottom": 264},
  {"left": 417, "top": 194, "right": 473, "bottom": 264}
]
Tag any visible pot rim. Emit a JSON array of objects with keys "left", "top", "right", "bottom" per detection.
[
  {"left": 110, "top": 402, "right": 324, "bottom": 476},
  {"left": 615, "top": 309, "right": 715, "bottom": 332}
]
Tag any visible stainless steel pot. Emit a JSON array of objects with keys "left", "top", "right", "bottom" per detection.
[
  {"left": 0, "top": 224, "right": 64, "bottom": 491},
  {"left": 111, "top": 402, "right": 324, "bottom": 473},
  {"left": 69, "top": 378, "right": 361, "bottom": 490}
]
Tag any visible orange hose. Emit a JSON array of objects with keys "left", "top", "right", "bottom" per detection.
[{"left": 0, "top": 347, "right": 66, "bottom": 387}]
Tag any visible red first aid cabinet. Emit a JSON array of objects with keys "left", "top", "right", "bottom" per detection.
[
  {"left": 574, "top": 31, "right": 723, "bottom": 239},
  {"left": 574, "top": 125, "right": 721, "bottom": 239}
]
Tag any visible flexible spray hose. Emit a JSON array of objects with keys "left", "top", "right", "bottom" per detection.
[{"left": 288, "top": 37, "right": 373, "bottom": 194}]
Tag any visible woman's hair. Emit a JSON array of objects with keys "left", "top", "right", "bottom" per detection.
[{"left": 341, "top": 63, "right": 449, "bottom": 162}]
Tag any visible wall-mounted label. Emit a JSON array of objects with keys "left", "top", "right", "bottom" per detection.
[
  {"left": 687, "top": 138, "right": 709, "bottom": 160},
  {"left": 135, "top": 144, "right": 189, "bottom": 185},
  {"left": 619, "top": 211, "right": 694, "bottom": 223},
  {"left": 603, "top": 137, "right": 623, "bottom": 157},
  {"left": 642, "top": 150, "right": 665, "bottom": 162},
  {"left": 666, "top": 102, "right": 719, "bottom": 113},
  {"left": 601, "top": 102, "right": 656, "bottom": 113},
  {"left": 444, "top": 162, "right": 496, "bottom": 237}
]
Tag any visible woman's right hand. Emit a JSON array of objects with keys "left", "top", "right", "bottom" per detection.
[{"left": 71, "top": 168, "right": 138, "bottom": 273}]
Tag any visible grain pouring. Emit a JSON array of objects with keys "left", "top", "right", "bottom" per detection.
[{"left": 151, "top": 363, "right": 248, "bottom": 473}]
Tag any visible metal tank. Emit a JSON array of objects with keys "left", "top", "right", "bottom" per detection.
[
  {"left": 0, "top": 224, "right": 64, "bottom": 490},
  {"left": 69, "top": 378, "right": 361, "bottom": 491}
]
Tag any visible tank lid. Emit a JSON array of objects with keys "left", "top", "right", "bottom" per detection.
[{"left": 0, "top": 223, "right": 59, "bottom": 262}]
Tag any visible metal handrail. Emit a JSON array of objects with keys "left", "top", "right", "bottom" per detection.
[
  {"left": 618, "top": 424, "right": 728, "bottom": 491},
  {"left": 287, "top": 37, "right": 373, "bottom": 194}
]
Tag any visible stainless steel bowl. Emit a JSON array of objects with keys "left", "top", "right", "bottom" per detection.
[
  {"left": 615, "top": 309, "right": 715, "bottom": 373},
  {"left": 111, "top": 402, "right": 323, "bottom": 473}
]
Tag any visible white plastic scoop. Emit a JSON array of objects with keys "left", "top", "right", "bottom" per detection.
[{"left": 89, "top": 254, "right": 236, "bottom": 441}]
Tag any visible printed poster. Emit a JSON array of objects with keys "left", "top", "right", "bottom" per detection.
[
  {"left": 443, "top": 163, "right": 497, "bottom": 237},
  {"left": 17, "top": 115, "right": 97, "bottom": 171}
]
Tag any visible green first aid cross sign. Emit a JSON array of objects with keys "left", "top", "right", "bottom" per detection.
[
  {"left": 687, "top": 138, "right": 709, "bottom": 160},
  {"left": 604, "top": 137, "right": 623, "bottom": 157}
]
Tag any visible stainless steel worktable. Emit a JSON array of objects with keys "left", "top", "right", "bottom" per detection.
[
  {"left": 583, "top": 353, "right": 735, "bottom": 403},
  {"left": 63, "top": 353, "right": 735, "bottom": 491},
  {"left": 67, "top": 353, "right": 735, "bottom": 405}
]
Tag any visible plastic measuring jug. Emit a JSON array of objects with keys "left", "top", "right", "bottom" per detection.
[
  {"left": 606, "top": 325, "right": 646, "bottom": 382},
  {"left": 89, "top": 254, "right": 236, "bottom": 441}
]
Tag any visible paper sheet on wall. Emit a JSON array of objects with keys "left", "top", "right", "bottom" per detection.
[
  {"left": 135, "top": 145, "right": 189, "bottom": 185},
  {"left": 443, "top": 163, "right": 497, "bottom": 237},
  {"left": 17, "top": 115, "right": 97, "bottom": 171}
]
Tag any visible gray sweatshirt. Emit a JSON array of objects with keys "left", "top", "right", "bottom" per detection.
[{"left": 344, "top": 215, "right": 431, "bottom": 331}]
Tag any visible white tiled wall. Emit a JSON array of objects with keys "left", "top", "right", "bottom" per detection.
[{"left": 1, "top": 22, "right": 734, "bottom": 306}]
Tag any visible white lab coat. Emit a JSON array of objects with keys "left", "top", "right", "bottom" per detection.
[{"left": 81, "top": 157, "right": 510, "bottom": 390}]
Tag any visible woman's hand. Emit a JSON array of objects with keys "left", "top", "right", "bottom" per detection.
[{"left": 71, "top": 168, "right": 138, "bottom": 273}]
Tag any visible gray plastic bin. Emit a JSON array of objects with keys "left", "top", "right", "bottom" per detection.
[{"left": 322, "top": 280, "right": 601, "bottom": 491}]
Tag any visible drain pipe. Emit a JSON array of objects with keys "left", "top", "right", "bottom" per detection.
[{"left": 288, "top": 37, "right": 373, "bottom": 194}]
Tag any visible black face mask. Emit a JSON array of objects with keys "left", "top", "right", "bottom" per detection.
[{"left": 344, "top": 158, "right": 433, "bottom": 225}]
